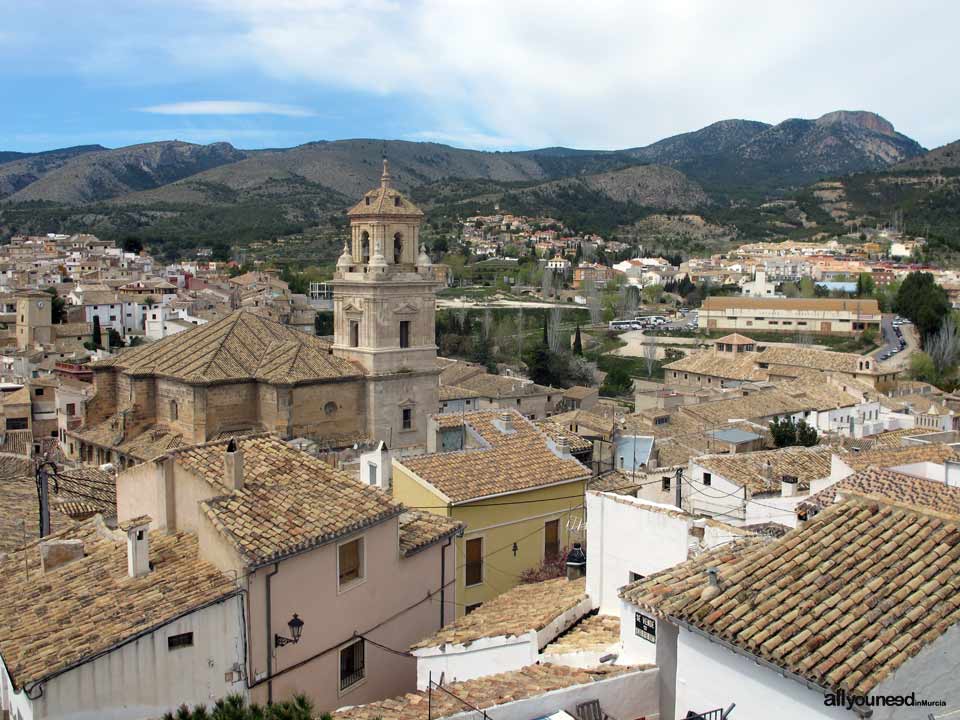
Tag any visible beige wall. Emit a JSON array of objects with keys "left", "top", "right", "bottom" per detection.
[{"left": 699, "top": 306, "right": 880, "bottom": 335}]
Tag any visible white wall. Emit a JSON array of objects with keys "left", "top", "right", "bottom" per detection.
[
  {"left": 413, "top": 596, "right": 592, "bottom": 690},
  {"left": 619, "top": 600, "right": 658, "bottom": 666},
  {"left": 586, "top": 492, "right": 691, "bottom": 615},
  {"left": 873, "top": 622, "right": 960, "bottom": 720},
  {"left": 674, "top": 627, "right": 848, "bottom": 720},
  {"left": 413, "top": 634, "right": 539, "bottom": 692},
  {"left": 445, "top": 666, "right": 659, "bottom": 720},
  {"left": 1, "top": 596, "right": 246, "bottom": 720},
  {"left": 687, "top": 462, "right": 746, "bottom": 522}
]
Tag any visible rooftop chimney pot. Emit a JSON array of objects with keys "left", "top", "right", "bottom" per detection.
[{"left": 224, "top": 438, "right": 244, "bottom": 491}]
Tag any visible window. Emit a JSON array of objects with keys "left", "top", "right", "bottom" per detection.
[
  {"left": 399, "top": 320, "right": 410, "bottom": 348},
  {"left": 6, "top": 418, "right": 27, "bottom": 430},
  {"left": 170, "top": 400, "right": 178, "bottom": 421},
  {"left": 338, "top": 537, "right": 364, "bottom": 588},
  {"left": 702, "top": 472, "right": 712, "bottom": 486},
  {"left": 465, "top": 537, "right": 483, "bottom": 586},
  {"left": 402, "top": 408, "right": 412, "bottom": 431},
  {"left": 66, "top": 403, "right": 76, "bottom": 416},
  {"left": 339, "top": 639, "right": 365, "bottom": 691},
  {"left": 324, "top": 401, "right": 338, "bottom": 415},
  {"left": 465, "top": 602, "right": 483, "bottom": 615},
  {"left": 34, "top": 388, "right": 44, "bottom": 396},
  {"left": 350, "top": 321, "right": 359, "bottom": 348},
  {"left": 368, "top": 463, "right": 377, "bottom": 486},
  {"left": 168, "top": 632, "right": 194, "bottom": 650},
  {"left": 661, "top": 475, "right": 671, "bottom": 491},
  {"left": 544, "top": 519, "right": 560, "bottom": 561},
  {"left": 629, "top": 571, "right": 645, "bottom": 583},
  {"left": 635, "top": 612, "right": 656, "bottom": 643}
]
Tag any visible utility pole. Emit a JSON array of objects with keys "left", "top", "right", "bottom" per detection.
[{"left": 674, "top": 466, "right": 684, "bottom": 510}]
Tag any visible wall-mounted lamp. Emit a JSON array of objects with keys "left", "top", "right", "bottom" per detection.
[
  {"left": 512, "top": 542, "right": 518, "bottom": 556},
  {"left": 275, "top": 613, "right": 305, "bottom": 648}
]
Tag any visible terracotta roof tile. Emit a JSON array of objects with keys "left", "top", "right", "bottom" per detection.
[
  {"left": 398, "top": 510, "right": 462, "bottom": 557},
  {"left": 695, "top": 445, "right": 836, "bottom": 494},
  {"left": 0, "top": 517, "right": 237, "bottom": 689},
  {"left": 412, "top": 577, "right": 587, "bottom": 649},
  {"left": 799, "top": 467, "right": 960, "bottom": 517},
  {"left": 843, "top": 443, "right": 960, "bottom": 471},
  {"left": 332, "top": 663, "right": 646, "bottom": 720},
  {"left": 91, "top": 310, "right": 359, "bottom": 385},
  {"left": 543, "top": 613, "right": 620, "bottom": 655},
  {"left": 176, "top": 436, "right": 402, "bottom": 565},
  {"left": 400, "top": 410, "right": 589, "bottom": 504},
  {"left": 621, "top": 497, "right": 960, "bottom": 696}
]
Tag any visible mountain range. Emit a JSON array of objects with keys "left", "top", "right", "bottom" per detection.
[{"left": 0, "top": 109, "right": 949, "bottom": 260}]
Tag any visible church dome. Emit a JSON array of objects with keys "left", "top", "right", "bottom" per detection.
[{"left": 347, "top": 159, "right": 424, "bottom": 219}]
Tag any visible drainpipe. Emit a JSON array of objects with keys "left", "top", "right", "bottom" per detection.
[{"left": 265, "top": 563, "right": 279, "bottom": 705}]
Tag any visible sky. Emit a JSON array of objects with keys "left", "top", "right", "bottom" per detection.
[{"left": 1, "top": 0, "right": 958, "bottom": 153}]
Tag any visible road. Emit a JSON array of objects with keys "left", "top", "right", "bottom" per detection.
[{"left": 875, "top": 316, "right": 919, "bottom": 372}]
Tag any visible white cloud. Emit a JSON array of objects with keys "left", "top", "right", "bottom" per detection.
[
  {"left": 186, "top": 0, "right": 959, "bottom": 149},
  {"left": 405, "top": 130, "right": 519, "bottom": 149},
  {"left": 139, "top": 100, "right": 315, "bottom": 117}
]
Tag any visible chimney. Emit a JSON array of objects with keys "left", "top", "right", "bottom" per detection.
[
  {"left": 566, "top": 543, "right": 586, "bottom": 581},
  {"left": 223, "top": 438, "right": 244, "bottom": 490},
  {"left": 122, "top": 516, "right": 152, "bottom": 578},
  {"left": 700, "top": 568, "right": 721, "bottom": 602},
  {"left": 549, "top": 435, "right": 571, "bottom": 459},
  {"left": 780, "top": 474, "right": 799, "bottom": 498},
  {"left": 494, "top": 411, "right": 514, "bottom": 434},
  {"left": 40, "top": 539, "right": 84, "bottom": 573},
  {"left": 761, "top": 461, "right": 774, "bottom": 481}
]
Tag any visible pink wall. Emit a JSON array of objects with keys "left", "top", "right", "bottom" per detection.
[{"left": 245, "top": 517, "right": 456, "bottom": 713}]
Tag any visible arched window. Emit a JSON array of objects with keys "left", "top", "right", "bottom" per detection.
[
  {"left": 361, "top": 231, "right": 370, "bottom": 264},
  {"left": 393, "top": 232, "right": 403, "bottom": 264}
]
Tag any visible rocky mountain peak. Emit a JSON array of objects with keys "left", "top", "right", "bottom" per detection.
[{"left": 815, "top": 110, "right": 896, "bottom": 137}]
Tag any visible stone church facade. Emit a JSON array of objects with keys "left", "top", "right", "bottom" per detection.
[{"left": 68, "top": 163, "right": 441, "bottom": 468}]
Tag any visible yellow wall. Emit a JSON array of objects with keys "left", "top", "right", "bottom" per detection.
[{"left": 392, "top": 462, "right": 586, "bottom": 617}]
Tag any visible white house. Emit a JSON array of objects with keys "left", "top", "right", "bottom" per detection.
[
  {"left": 0, "top": 516, "right": 246, "bottom": 720},
  {"left": 740, "top": 269, "right": 779, "bottom": 297},
  {"left": 685, "top": 445, "right": 836, "bottom": 527},
  {"left": 619, "top": 488, "right": 960, "bottom": 720},
  {"left": 144, "top": 305, "right": 207, "bottom": 340}
]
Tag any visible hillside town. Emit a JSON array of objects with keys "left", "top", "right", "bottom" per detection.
[{"left": 0, "top": 161, "right": 958, "bottom": 720}]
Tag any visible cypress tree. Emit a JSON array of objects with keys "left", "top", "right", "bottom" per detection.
[{"left": 573, "top": 325, "right": 583, "bottom": 355}]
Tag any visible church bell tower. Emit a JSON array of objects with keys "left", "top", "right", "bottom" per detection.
[{"left": 331, "top": 160, "right": 441, "bottom": 449}]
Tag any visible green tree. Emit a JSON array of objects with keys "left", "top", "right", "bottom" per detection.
[
  {"left": 856, "top": 273, "right": 875, "bottom": 297},
  {"left": 769, "top": 417, "right": 797, "bottom": 448},
  {"left": 107, "top": 328, "right": 123, "bottom": 348},
  {"left": 43, "top": 287, "right": 66, "bottom": 324},
  {"left": 798, "top": 277, "right": 816, "bottom": 298},
  {"left": 796, "top": 419, "right": 819, "bottom": 447},
  {"left": 91, "top": 316, "right": 102, "bottom": 350},
  {"left": 121, "top": 236, "right": 144, "bottom": 254},
  {"left": 600, "top": 364, "right": 633, "bottom": 396},
  {"left": 894, "top": 271, "right": 952, "bottom": 342},
  {"left": 910, "top": 351, "right": 938, "bottom": 385},
  {"left": 573, "top": 325, "right": 583, "bottom": 355}
]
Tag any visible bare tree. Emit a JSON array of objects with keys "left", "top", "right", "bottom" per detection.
[
  {"left": 927, "top": 316, "right": 960, "bottom": 375},
  {"left": 643, "top": 334, "right": 658, "bottom": 377},
  {"left": 541, "top": 269, "right": 554, "bottom": 299},
  {"left": 547, "top": 307, "right": 564, "bottom": 353},
  {"left": 619, "top": 284, "right": 639, "bottom": 319},
  {"left": 584, "top": 279, "right": 602, "bottom": 325},
  {"left": 482, "top": 308, "right": 493, "bottom": 341}
]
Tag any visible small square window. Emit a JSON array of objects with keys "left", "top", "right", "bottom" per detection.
[
  {"left": 168, "top": 632, "right": 194, "bottom": 650},
  {"left": 661, "top": 476, "right": 671, "bottom": 491},
  {"left": 703, "top": 472, "right": 712, "bottom": 486},
  {"left": 338, "top": 537, "right": 364, "bottom": 588}
]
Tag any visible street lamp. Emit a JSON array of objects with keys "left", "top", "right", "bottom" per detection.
[{"left": 275, "top": 613, "right": 305, "bottom": 648}]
